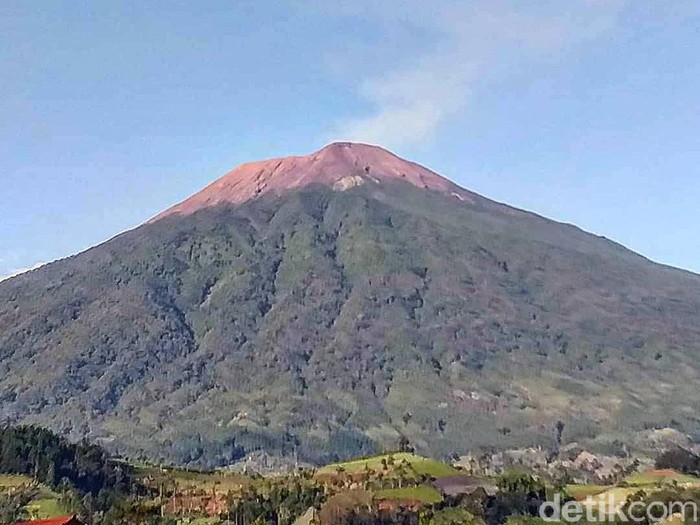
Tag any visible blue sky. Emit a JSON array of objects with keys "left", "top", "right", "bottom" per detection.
[{"left": 1, "top": 0, "right": 699, "bottom": 278}]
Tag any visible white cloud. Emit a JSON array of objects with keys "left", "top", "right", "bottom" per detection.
[
  {"left": 0, "top": 262, "right": 46, "bottom": 282},
  {"left": 328, "top": 0, "right": 628, "bottom": 149}
]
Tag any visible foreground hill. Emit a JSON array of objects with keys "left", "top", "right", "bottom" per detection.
[{"left": 1, "top": 143, "right": 699, "bottom": 466}]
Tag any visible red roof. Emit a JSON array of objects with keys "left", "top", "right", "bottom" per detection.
[{"left": 11, "top": 515, "right": 79, "bottom": 525}]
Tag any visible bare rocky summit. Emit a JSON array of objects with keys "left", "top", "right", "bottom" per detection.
[{"left": 152, "top": 142, "right": 492, "bottom": 221}]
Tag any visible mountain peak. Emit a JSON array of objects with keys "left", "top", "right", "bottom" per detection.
[{"left": 151, "top": 142, "right": 478, "bottom": 221}]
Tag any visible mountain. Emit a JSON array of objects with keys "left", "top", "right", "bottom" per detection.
[{"left": 1, "top": 143, "right": 699, "bottom": 467}]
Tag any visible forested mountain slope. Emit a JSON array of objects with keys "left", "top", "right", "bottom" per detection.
[{"left": 1, "top": 144, "right": 699, "bottom": 466}]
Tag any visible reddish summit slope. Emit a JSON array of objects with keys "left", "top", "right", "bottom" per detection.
[{"left": 152, "top": 142, "right": 484, "bottom": 221}]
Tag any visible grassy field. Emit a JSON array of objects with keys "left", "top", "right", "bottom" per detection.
[
  {"left": 374, "top": 486, "right": 443, "bottom": 504},
  {"left": 579, "top": 487, "right": 636, "bottom": 518},
  {"left": 316, "top": 452, "right": 459, "bottom": 478},
  {"left": 0, "top": 474, "right": 35, "bottom": 490},
  {"left": 25, "top": 496, "right": 68, "bottom": 520},
  {"left": 625, "top": 469, "right": 700, "bottom": 487},
  {"left": 0, "top": 474, "right": 68, "bottom": 519},
  {"left": 566, "top": 484, "right": 608, "bottom": 500}
]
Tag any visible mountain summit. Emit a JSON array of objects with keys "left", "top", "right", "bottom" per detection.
[{"left": 153, "top": 142, "right": 482, "bottom": 221}]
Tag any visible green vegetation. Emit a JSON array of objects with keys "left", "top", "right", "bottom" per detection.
[
  {"left": 428, "top": 508, "right": 483, "bottom": 525},
  {"left": 227, "top": 482, "right": 325, "bottom": 525},
  {"left": 25, "top": 493, "right": 69, "bottom": 520},
  {"left": 0, "top": 474, "right": 68, "bottom": 523},
  {"left": 134, "top": 464, "right": 250, "bottom": 492},
  {"left": 654, "top": 447, "right": 700, "bottom": 477},
  {"left": 317, "top": 452, "right": 458, "bottom": 478},
  {"left": 0, "top": 479, "right": 68, "bottom": 522},
  {"left": 0, "top": 426, "right": 135, "bottom": 500},
  {"left": 579, "top": 487, "right": 636, "bottom": 516},
  {"left": 0, "top": 489, "right": 35, "bottom": 524},
  {"left": 624, "top": 469, "right": 700, "bottom": 487},
  {"left": 0, "top": 474, "right": 35, "bottom": 490},
  {"left": 565, "top": 484, "right": 607, "bottom": 500},
  {"left": 0, "top": 426, "right": 143, "bottom": 523},
  {"left": 12, "top": 424, "right": 700, "bottom": 525},
  {"left": 375, "top": 486, "right": 443, "bottom": 504}
]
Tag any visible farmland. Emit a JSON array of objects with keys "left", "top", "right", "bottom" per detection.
[
  {"left": 316, "top": 452, "right": 460, "bottom": 479},
  {"left": 4, "top": 427, "right": 700, "bottom": 525},
  {"left": 624, "top": 469, "right": 700, "bottom": 487}
]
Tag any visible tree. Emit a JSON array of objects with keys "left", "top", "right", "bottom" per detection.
[
  {"left": 555, "top": 421, "right": 565, "bottom": 447},
  {"left": 0, "top": 488, "right": 36, "bottom": 523},
  {"left": 398, "top": 436, "right": 413, "bottom": 453},
  {"left": 655, "top": 446, "right": 700, "bottom": 475}
]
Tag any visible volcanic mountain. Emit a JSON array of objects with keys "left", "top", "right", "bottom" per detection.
[{"left": 1, "top": 143, "right": 699, "bottom": 467}]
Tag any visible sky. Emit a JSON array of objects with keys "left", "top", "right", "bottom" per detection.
[{"left": 1, "top": 0, "right": 699, "bottom": 279}]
